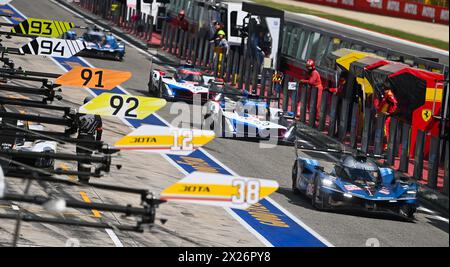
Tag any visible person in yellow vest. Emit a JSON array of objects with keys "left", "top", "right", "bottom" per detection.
[{"left": 272, "top": 71, "right": 283, "bottom": 94}]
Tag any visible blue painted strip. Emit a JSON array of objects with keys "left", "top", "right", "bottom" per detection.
[{"left": 2, "top": 4, "right": 328, "bottom": 247}]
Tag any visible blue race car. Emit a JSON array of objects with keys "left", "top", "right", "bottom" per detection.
[
  {"left": 292, "top": 153, "right": 417, "bottom": 220},
  {"left": 64, "top": 28, "right": 125, "bottom": 61}
]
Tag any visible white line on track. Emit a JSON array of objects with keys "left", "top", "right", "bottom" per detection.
[
  {"left": 105, "top": 229, "right": 124, "bottom": 247},
  {"left": 417, "top": 207, "right": 449, "bottom": 223}
]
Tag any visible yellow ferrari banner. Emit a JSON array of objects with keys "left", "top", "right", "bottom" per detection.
[
  {"left": 55, "top": 67, "right": 132, "bottom": 90},
  {"left": 79, "top": 93, "right": 166, "bottom": 120},
  {"left": 11, "top": 18, "right": 74, "bottom": 37}
]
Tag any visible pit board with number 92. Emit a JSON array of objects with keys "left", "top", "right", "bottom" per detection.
[{"left": 79, "top": 93, "right": 166, "bottom": 120}]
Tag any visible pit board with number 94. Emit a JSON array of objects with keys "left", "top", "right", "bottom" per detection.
[{"left": 20, "top": 37, "right": 86, "bottom": 58}]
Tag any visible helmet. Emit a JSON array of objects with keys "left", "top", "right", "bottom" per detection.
[
  {"left": 178, "top": 10, "right": 185, "bottom": 17},
  {"left": 340, "top": 155, "right": 381, "bottom": 183},
  {"left": 217, "top": 30, "right": 226, "bottom": 37},
  {"left": 306, "top": 59, "right": 315, "bottom": 71},
  {"left": 83, "top": 96, "right": 94, "bottom": 104}
]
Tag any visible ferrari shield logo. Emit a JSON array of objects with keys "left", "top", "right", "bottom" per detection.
[{"left": 422, "top": 109, "right": 432, "bottom": 122}]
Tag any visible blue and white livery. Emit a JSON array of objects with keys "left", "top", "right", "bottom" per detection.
[{"left": 292, "top": 154, "right": 418, "bottom": 219}]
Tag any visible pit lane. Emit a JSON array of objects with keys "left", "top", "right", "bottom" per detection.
[{"left": 2, "top": 0, "right": 448, "bottom": 247}]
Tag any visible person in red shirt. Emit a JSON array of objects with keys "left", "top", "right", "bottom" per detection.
[
  {"left": 374, "top": 87, "right": 398, "bottom": 149},
  {"left": 298, "top": 59, "right": 324, "bottom": 119},
  {"left": 300, "top": 59, "right": 323, "bottom": 90}
]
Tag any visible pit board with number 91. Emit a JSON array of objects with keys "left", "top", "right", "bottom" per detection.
[{"left": 55, "top": 67, "right": 132, "bottom": 90}]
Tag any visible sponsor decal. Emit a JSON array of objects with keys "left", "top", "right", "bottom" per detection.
[
  {"left": 379, "top": 187, "right": 390, "bottom": 195},
  {"left": 344, "top": 184, "right": 361, "bottom": 191},
  {"left": 387, "top": 1, "right": 400, "bottom": 12},
  {"left": 440, "top": 10, "right": 449, "bottom": 21},
  {"left": 341, "top": 0, "right": 354, "bottom": 6},
  {"left": 422, "top": 6, "right": 436, "bottom": 19},
  {"left": 421, "top": 109, "right": 432, "bottom": 122},
  {"left": 404, "top": 3, "right": 418, "bottom": 15}
]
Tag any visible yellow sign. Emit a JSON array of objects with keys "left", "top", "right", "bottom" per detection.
[
  {"left": 79, "top": 93, "right": 166, "bottom": 120},
  {"left": 55, "top": 67, "right": 132, "bottom": 90},
  {"left": 422, "top": 109, "right": 432, "bottom": 122},
  {"left": 11, "top": 18, "right": 75, "bottom": 38},
  {"left": 160, "top": 172, "right": 279, "bottom": 210},
  {"left": 114, "top": 125, "right": 215, "bottom": 155}
]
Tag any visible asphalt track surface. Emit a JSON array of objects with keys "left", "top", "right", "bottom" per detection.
[{"left": 1, "top": 0, "right": 448, "bottom": 247}]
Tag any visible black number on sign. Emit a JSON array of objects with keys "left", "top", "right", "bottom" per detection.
[
  {"left": 94, "top": 70, "right": 104, "bottom": 88},
  {"left": 30, "top": 21, "right": 42, "bottom": 34},
  {"left": 125, "top": 97, "right": 139, "bottom": 118},
  {"left": 81, "top": 69, "right": 104, "bottom": 88},
  {"left": 109, "top": 96, "right": 139, "bottom": 118},
  {"left": 54, "top": 42, "right": 64, "bottom": 56},
  {"left": 110, "top": 95, "right": 124, "bottom": 115},
  {"left": 40, "top": 40, "right": 65, "bottom": 56},
  {"left": 29, "top": 21, "right": 52, "bottom": 35}
]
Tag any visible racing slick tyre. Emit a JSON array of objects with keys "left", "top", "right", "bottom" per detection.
[
  {"left": 148, "top": 78, "right": 155, "bottom": 96},
  {"left": 210, "top": 115, "right": 225, "bottom": 138},
  {"left": 114, "top": 52, "right": 123, "bottom": 61},
  {"left": 312, "top": 175, "right": 330, "bottom": 210},
  {"left": 399, "top": 204, "right": 416, "bottom": 220},
  {"left": 76, "top": 134, "right": 94, "bottom": 183},
  {"left": 292, "top": 161, "right": 300, "bottom": 194}
]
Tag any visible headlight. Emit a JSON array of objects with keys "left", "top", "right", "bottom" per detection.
[
  {"left": 322, "top": 179, "right": 333, "bottom": 187},
  {"left": 343, "top": 193, "right": 353, "bottom": 198},
  {"left": 406, "top": 190, "right": 417, "bottom": 195},
  {"left": 164, "top": 84, "right": 173, "bottom": 96}
]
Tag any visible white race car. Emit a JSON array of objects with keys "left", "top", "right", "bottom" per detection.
[
  {"left": 204, "top": 87, "right": 289, "bottom": 140},
  {"left": 148, "top": 66, "right": 214, "bottom": 103},
  {"left": 2, "top": 120, "right": 57, "bottom": 169}
]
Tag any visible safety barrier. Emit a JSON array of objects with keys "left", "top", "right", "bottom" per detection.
[
  {"left": 76, "top": 0, "right": 156, "bottom": 45},
  {"left": 294, "top": 0, "right": 449, "bottom": 25},
  {"left": 160, "top": 17, "right": 449, "bottom": 195}
]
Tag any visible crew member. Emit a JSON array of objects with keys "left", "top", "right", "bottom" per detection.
[
  {"left": 176, "top": 9, "right": 189, "bottom": 31},
  {"left": 272, "top": 71, "right": 284, "bottom": 95},
  {"left": 373, "top": 86, "right": 398, "bottom": 150},
  {"left": 299, "top": 59, "right": 323, "bottom": 117},
  {"left": 76, "top": 96, "right": 103, "bottom": 183}
]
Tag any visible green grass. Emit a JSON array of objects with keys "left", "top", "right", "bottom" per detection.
[{"left": 252, "top": 0, "right": 449, "bottom": 50}]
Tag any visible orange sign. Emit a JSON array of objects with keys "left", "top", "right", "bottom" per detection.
[{"left": 55, "top": 67, "right": 132, "bottom": 90}]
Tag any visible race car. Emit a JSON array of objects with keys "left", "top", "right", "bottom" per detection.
[
  {"left": 148, "top": 65, "right": 214, "bottom": 103},
  {"left": 1, "top": 120, "right": 57, "bottom": 170},
  {"left": 203, "top": 84, "right": 289, "bottom": 140},
  {"left": 292, "top": 153, "right": 417, "bottom": 219},
  {"left": 64, "top": 28, "right": 125, "bottom": 61}
]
